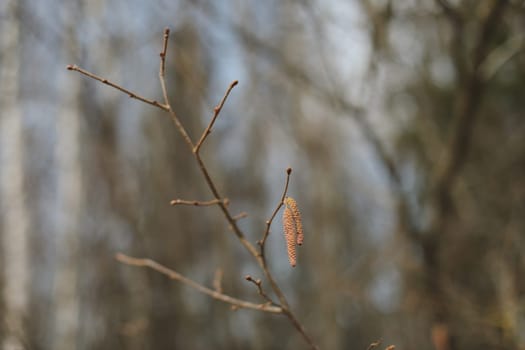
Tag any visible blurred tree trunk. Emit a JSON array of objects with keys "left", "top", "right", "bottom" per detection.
[
  {"left": 0, "top": 0, "right": 30, "bottom": 348},
  {"left": 52, "top": 2, "right": 85, "bottom": 349}
]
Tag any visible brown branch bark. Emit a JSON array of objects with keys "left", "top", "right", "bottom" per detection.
[
  {"left": 116, "top": 253, "right": 282, "bottom": 314},
  {"left": 194, "top": 80, "right": 239, "bottom": 154},
  {"left": 66, "top": 64, "right": 168, "bottom": 111},
  {"left": 170, "top": 198, "right": 227, "bottom": 206},
  {"left": 68, "top": 29, "right": 320, "bottom": 350}
]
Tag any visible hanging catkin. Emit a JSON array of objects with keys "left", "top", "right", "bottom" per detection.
[
  {"left": 285, "top": 197, "right": 304, "bottom": 245},
  {"left": 282, "top": 205, "right": 297, "bottom": 267}
]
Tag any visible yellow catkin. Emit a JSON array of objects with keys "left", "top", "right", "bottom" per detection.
[
  {"left": 282, "top": 206, "right": 297, "bottom": 267},
  {"left": 285, "top": 197, "right": 304, "bottom": 246}
]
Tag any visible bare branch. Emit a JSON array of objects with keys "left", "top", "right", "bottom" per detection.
[
  {"left": 366, "top": 339, "right": 382, "bottom": 350},
  {"left": 157, "top": 28, "right": 195, "bottom": 149},
  {"left": 254, "top": 167, "right": 293, "bottom": 311},
  {"left": 260, "top": 167, "right": 292, "bottom": 247},
  {"left": 245, "top": 275, "right": 276, "bottom": 305},
  {"left": 66, "top": 64, "right": 168, "bottom": 111},
  {"left": 116, "top": 253, "right": 282, "bottom": 314},
  {"left": 213, "top": 268, "right": 223, "bottom": 293},
  {"left": 194, "top": 80, "right": 239, "bottom": 154},
  {"left": 436, "top": 0, "right": 509, "bottom": 196},
  {"left": 159, "top": 27, "right": 171, "bottom": 113},
  {"left": 170, "top": 198, "right": 228, "bottom": 206},
  {"left": 71, "top": 29, "right": 320, "bottom": 350},
  {"left": 435, "top": 0, "right": 462, "bottom": 22},
  {"left": 232, "top": 211, "right": 249, "bottom": 220}
]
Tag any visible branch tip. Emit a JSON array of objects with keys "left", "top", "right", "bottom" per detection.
[
  {"left": 66, "top": 64, "right": 74, "bottom": 70},
  {"left": 286, "top": 167, "right": 292, "bottom": 175}
]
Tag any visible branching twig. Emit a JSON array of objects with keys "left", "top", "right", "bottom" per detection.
[
  {"left": 254, "top": 167, "right": 293, "bottom": 310},
  {"left": 116, "top": 253, "right": 282, "bottom": 314},
  {"left": 436, "top": 0, "right": 509, "bottom": 196},
  {"left": 68, "top": 29, "right": 320, "bottom": 350},
  {"left": 245, "top": 275, "right": 276, "bottom": 305}
]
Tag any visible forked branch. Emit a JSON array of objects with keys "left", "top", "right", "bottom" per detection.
[
  {"left": 116, "top": 253, "right": 282, "bottom": 314},
  {"left": 68, "top": 28, "right": 319, "bottom": 350}
]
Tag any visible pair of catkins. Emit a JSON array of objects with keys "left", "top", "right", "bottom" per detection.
[{"left": 282, "top": 197, "right": 303, "bottom": 267}]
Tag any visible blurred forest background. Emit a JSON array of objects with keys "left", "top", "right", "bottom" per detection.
[{"left": 1, "top": 0, "right": 524, "bottom": 349}]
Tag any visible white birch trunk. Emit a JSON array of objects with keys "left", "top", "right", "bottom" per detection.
[
  {"left": 0, "top": 0, "right": 29, "bottom": 349},
  {"left": 52, "top": 8, "right": 83, "bottom": 350}
]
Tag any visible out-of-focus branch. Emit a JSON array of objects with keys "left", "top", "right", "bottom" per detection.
[
  {"left": 232, "top": 211, "right": 248, "bottom": 220},
  {"left": 435, "top": 0, "right": 462, "bottom": 23},
  {"left": 434, "top": 0, "right": 466, "bottom": 78},
  {"left": 366, "top": 339, "right": 382, "bottom": 350},
  {"left": 436, "top": 0, "right": 509, "bottom": 199},
  {"left": 116, "top": 253, "right": 282, "bottom": 314},
  {"left": 480, "top": 34, "right": 525, "bottom": 80},
  {"left": 235, "top": 26, "right": 402, "bottom": 189}
]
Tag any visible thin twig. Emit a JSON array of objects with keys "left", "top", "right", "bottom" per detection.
[
  {"left": 245, "top": 275, "right": 276, "bottom": 305},
  {"left": 366, "top": 339, "right": 382, "bottom": 350},
  {"left": 260, "top": 167, "right": 292, "bottom": 246},
  {"left": 157, "top": 27, "right": 195, "bottom": 148},
  {"left": 213, "top": 268, "right": 223, "bottom": 293},
  {"left": 232, "top": 211, "right": 248, "bottom": 220},
  {"left": 281, "top": 308, "right": 320, "bottom": 350},
  {"left": 116, "top": 253, "right": 282, "bottom": 314},
  {"left": 194, "top": 80, "right": 238, "bottom": 154},
  {"left": 66, "top": 64, "right": 168, "bottom": 111},
  {"left": 170, "top": 198, "right": 228, "bottom": 206},
  {"left": 158, "top": 28, "right": 171, "bottom": 113},
  {"left": 257, "top": 167, "right": 293, "bottom": 310},
  {"left": 152, "top": 32, "right": 291, "bottom": 318}
]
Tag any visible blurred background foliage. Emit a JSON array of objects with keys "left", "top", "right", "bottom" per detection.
[{"left": 1, "top": 0, "right": 524, "bottom": 349}]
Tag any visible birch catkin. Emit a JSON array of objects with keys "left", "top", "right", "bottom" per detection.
[
  {"left": 285, "top": 197, "right": 304, "bottom": 245},
  {"left": 282, "top": 206, "right": 297, "bottom": 267}
]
